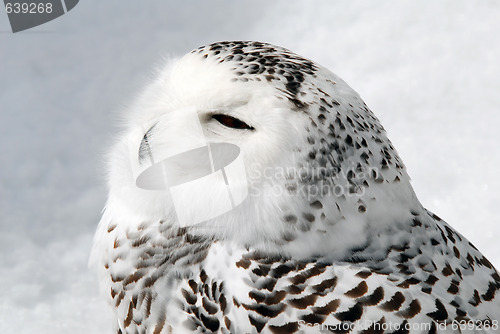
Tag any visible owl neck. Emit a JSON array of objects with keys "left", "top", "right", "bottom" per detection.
[
  {"left": 100, "top": 153, "right": 423, "bottom": 262},
  {"left": 260, "top": 177, "right": 424, "bottom": 259}
]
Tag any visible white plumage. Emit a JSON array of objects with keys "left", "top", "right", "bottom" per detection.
[{"left": 91, "top": 41, "right": 500, "bottom": 333}]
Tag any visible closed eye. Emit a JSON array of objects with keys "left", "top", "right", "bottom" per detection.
[{"left": 212, "top": 114, "right": 255, "bottom": 130}]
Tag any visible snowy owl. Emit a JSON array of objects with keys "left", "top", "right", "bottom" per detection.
[{"left": 90, "top": 41, "right": 500, "bottom": 333}]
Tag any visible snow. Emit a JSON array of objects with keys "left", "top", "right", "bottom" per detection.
[{"left": 0, "top": 1, "right": 498, "bottom": 332}]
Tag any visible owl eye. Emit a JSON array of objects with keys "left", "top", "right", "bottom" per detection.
[{"left": 212, "top": 114, "right": 254, "bottom": 130}]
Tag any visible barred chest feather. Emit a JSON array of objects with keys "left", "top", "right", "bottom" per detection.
[{"left": 97, "top": 207, "right": 500, "bottom": 334}]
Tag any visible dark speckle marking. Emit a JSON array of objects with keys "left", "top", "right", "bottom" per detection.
[
  {"left": 249, "top": 315, "right": 266, "bottom": 333},
  {"left": 289, "top": 294, "right": 319, "bottom": 309},
  {"left": 243, "top": 303, "right": 286, "bottom": 318},
  {"left": 290, "top": 265, "right": 326, "bottom": 285},
  {"left": 447, "top": 280, "right": 460, "bottom": 295},
  {"left": 302, "top": 212, "right": 315, "bottom": 222},
  {"left": 309, "top": 200, "right": 323, "bottom": 209},
  {"left": 442, "top": 264, "right": 454, "bottom": 277},
  {"left": 357, "top": 286, "right": 384, "bottom": 306},
  {"left": 469, "top": 290, "right": 481, "bottom": 306},
  {"left": 380, "top": 291, "right": 405, "bottom": 311},
  {"left": 345, "top": 281, "right": 368, "bottom": 298},
  {"left": 313, "top": 299, "right": 340, "bottom": 315},
  {"left": 481, "top": 281, "right": 497, "bottom": 301},
  {"left": 424, "top": 275, "right": 439, "bottom": 286},
  {"left": 312, "top": 277, "right": 337, "bottom": 294},
  {"left": 397, "top": 277, "right": 421, "bottom": 289},
  {"left": 426, "top": 299, "right": 448, "bottom": 321},
  {"left": 334, "top": 302, "right": 363, "bottom": 322},
  {"left": 396, "top": 299, "right": 421, "bottom": 319},
  {"left": 124, "top": 302, "right": 133, "bottom": 328},
  {"left": 269, "top": 322, "right": 299, "bottom": 334},
  {"left": 270, "top": 264, "right": 295, "bottom": 279},
  {"left": 356, "top": 270, "right": 372, "bottom": 279},
  {"left": 236, "top": 258, "right": 251, "bottom": 269},
  {"left": 283, "top": 215, "right": 297, "bottom": 224}
]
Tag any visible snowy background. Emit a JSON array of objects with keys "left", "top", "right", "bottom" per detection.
[{"left": 0, "top": 1, "right": 499, "bottom": 332}]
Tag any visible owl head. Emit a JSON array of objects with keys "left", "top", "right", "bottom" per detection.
[{"left": 105, "top": 41, "right": 420, "bottom": 257}]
